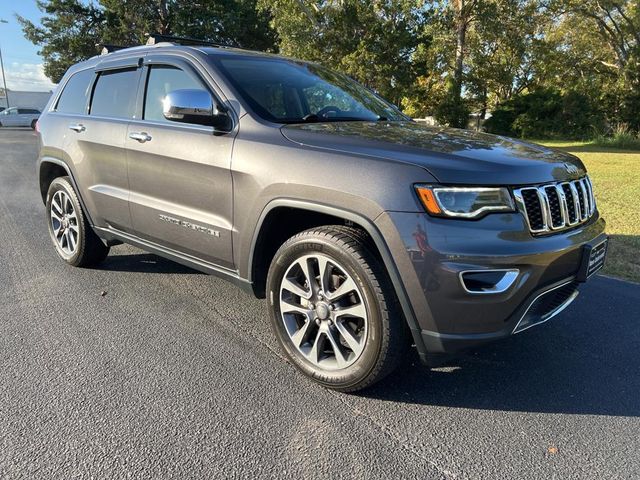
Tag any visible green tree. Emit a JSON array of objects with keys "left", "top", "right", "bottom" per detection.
[
  {"left": 18, "top": 0, "right": 276, "bottom": 83},
  {"left": 17, "top": 0, "right": 106, "bottom": 82},
  {"left": 545, "top": 0, "right": 640, "bottom": 130},
  {"left": 258, "top": 0, "right": 427, "bottom": 107}
]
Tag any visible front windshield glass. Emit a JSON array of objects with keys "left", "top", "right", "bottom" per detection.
[{"left": 214, "top": 56, "right": 408, "bottom": 124}]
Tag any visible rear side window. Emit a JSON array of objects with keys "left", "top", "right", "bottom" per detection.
[
  {"left": 90, "top": 68, "right": 139, "bottom": 119},
  {"left": 55, "top": 69, "right": 94, "bottom": 114},
  {"left": 18, "top": 109, "right": 40, "bottom": 114},
  {"left": 143, "top": 65, "right": 203, "bottom": 124}
]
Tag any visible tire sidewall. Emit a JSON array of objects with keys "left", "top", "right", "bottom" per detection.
[
  {"left": 267, "top": 235, "right": 384, "bottom": 389},
  {"left": 45, "top": 178, "right": 86, "bottom": 266}
]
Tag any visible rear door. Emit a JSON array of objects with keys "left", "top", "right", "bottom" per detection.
[
  {"left": 125, "top": 55, "right": 235, "bottom": 269},
  {"left": 16, "top": 109, "right": 31, "bottom": 126},
  {"left": 59, "top": 58, "right": 143, "bottom": 232}
]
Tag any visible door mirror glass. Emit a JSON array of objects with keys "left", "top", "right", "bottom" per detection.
[{"left": 162, "top": 89, "right": 231, "bottom": 130}]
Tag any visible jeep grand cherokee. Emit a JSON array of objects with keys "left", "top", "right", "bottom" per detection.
[{"left": 36, "top": 36, "right": 607, "bottom": 392}]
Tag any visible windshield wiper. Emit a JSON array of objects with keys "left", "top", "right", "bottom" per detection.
[
  {"left": 288, "top": 114, "right": 383, "bottom": 124},
  {"left": 300, "top": 114, "right": 320, "bottom": 123}
]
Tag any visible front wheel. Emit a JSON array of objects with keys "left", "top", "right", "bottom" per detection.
[
  {"left": 46, "top": 177, "right": 110, "bottom": 267},
  {"left": 30, "top": 119, "right": 37, "bottom": 130},
  {"left": 266, "top": 226, "right": 408, "bottom": 392}
]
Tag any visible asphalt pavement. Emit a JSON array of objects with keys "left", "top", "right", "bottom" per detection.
[{"left": 1, "top": 128, "right": 639, "bottom": 479}]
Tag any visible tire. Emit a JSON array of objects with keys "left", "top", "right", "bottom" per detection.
[
  {"left": 266, "top": 226, "right": 408, "bottom": 392},
  {"left": 45, "top": 176, "right": 110, "bottom": 267},
  {"left": 31, "top": 119, "right": 37, "bottom": 130}
]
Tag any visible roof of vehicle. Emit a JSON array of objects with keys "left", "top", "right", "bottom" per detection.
[{"left": 67, "top": 42, "right": 303, "bottom": 78}]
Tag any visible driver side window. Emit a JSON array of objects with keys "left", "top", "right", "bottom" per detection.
[
  {"left": 303, "top": 83, "right": 355, "bottom": 114},
  {"left": 143, "top": 65, "right": 203, "bottom": 124}
]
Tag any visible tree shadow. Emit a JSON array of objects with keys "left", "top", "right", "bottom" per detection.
[
  {"left": 361, "top": 276, "right": 640, "bottom": 417},
  {"left": 100, "top": 252, "right": 201, "bottom": 275}
]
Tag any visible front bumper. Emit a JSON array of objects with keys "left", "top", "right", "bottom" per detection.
[{"left": 375, "top": 210, "right": 606, "bottom": 358}]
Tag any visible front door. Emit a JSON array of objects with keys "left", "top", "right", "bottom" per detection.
[
  {"left": 126, "top": 59, "right": 235, "bottom": 269},
  {"left": 1, "top": 107, "right": 19, "bottom": 126}
]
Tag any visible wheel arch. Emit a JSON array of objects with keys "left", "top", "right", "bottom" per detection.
[
  {"left": 38, "top": 157, "right": 95, "bottom": 226},
  {"left": 247, "top": 199, "right": 426, "bottom": 358}
]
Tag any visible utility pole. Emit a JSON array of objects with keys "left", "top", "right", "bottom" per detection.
[{"left": 0, "top": 19, "right": 8, "bottom": 109}]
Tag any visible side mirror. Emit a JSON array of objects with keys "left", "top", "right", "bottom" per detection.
[{"left": 162, "top": 89, "right": 232, "bottom": 131}]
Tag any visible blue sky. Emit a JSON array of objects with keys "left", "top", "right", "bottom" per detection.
[{"left": 0, "top": 0, "right": 56, "bottom": 91}]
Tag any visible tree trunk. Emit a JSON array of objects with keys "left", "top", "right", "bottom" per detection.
[
  {"left": 453, "top": 0, "right": 467, "bottom": 102},
  {"left": 158, "top": 0, "right": 171, "bottom": 35}
]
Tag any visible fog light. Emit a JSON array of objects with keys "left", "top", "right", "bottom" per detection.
[{"left": 459, "top": 269, "right": 519, "bottom": 294}]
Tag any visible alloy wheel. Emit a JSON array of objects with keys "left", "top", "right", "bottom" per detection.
[
  {"left": 50, "top": 190, "right": 79, "bottom": 255},
  {"left": 279, "top": 253, "right": 368, "bottom": 371}
]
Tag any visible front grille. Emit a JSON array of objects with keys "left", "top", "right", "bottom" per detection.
[
  {"left": 514, "top": 176, "right": 596, "bottom": 234},
  {"left": 513, "top": 281, "right": 579, "bottom": 333}
]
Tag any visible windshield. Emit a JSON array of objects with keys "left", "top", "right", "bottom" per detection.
[{"left": 214, "top": 56, "right": 408, "bottom": 124}]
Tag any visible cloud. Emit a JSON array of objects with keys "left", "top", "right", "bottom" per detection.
[{"left": 3, "top": 62, "right": 56, "bottom": 92}]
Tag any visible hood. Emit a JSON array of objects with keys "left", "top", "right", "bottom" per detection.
[{"left": 280, "top": 121, "right": 586, "bottom": 185}]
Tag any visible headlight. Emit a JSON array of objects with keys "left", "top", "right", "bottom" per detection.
[{"left": 415, "top": 185, "right": 515, "bottom": 219}]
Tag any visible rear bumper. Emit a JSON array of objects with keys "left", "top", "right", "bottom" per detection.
[{"left": 375, "top": 210, "right": 606, "bottom": 357}]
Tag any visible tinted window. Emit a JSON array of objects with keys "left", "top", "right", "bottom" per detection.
[
  {"left": 90, "top": 68, "right": 139, "bottom": 119},
  {"left": 56, "top": 69, "right": 94, "bottom": 114},
  {"left": 215, "top": 57, "right": 407, "bottom": 123},
  {"left": 144, "top": 65, "right": 203, "bottom": 123},
  {"left": 18, "top": 109, "right": 40, "bottom": 114}
]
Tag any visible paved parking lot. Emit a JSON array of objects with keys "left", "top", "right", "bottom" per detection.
[{"left": 1, "top": 128, "right": 639, "bottom": 479}]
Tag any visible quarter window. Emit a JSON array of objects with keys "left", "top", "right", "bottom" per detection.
[
  {"left": 90, "top": 68, "right": 139, "bottom": 119},
  {"left": 55, "top": 69, "right": 95, "bottom": 115},
  {"left": 144, "top": 65, "right": 204, "bottom": 124}
]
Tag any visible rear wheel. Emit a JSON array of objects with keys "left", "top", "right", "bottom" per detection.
[
  {"left": 30, "top": 119, "right": 37, "bottom": 130},
  {"left": 266, "top": 226, "right": 408, "bottom": 392},
  {"left": 46, "top": 177, "right": 110, "bottom": 267}
]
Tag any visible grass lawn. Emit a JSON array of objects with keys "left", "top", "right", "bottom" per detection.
[{"left": 537, "top": 140, "right": 640, "bottom": 283}]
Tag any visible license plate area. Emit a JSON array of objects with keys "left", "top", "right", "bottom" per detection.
[{"left": 577, "top": 238, "right": 608, "bottom": 282}]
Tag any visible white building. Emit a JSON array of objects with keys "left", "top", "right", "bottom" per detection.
[{"left": 0, "top": 89, "right": 53, "bottom": 110}]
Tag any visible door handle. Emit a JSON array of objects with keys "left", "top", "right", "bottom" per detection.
[
  {"left": 68, "top": 123, "right": 86, "bottom": 133},
  {"left": 129, "top": 132, "right": 152, "bottom": 143}
]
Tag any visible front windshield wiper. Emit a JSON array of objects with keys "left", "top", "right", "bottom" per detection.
[
  {"left": 290, "top": 114, "right": 385, "bottom": 124},
  {"left": 301, "top": 114, "right": 320, "bottom": 123}
]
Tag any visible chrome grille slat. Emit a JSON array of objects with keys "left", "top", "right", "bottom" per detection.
[
  {"left": 561, "top": 183, "right": 578, "bottom": 224},
  {"left": 574, "top": 180, "right": 588, "bottom": 221},
  {"left": 569, "top": 182, "right": 582, "bottom": 222},
  {"left": 584, "top": 177, "right": 595, "bottom": 216},
  {"left": 536, "top": 188, "right": 550, "bottom": 231},
  {"left": 554, "top": 185, "right": 569, "bottom": 227},
  {"left": 514, "top": 176, "right": 596, "bottom": 235}
]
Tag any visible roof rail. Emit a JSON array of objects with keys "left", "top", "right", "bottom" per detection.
[
  {"left": 97, "top": 43, "right": 131, "bottom": 55},
  {"left": 145, "top": 33, "right": 238, "bottom": 49}
]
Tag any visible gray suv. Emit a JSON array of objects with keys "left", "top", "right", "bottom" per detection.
[{"left": 36, "top": 37, "right": 607, "bottom": 391}]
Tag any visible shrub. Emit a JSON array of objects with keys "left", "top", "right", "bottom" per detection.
[
  {"left": 484, "top": 88, "right": 603, "bottom": 139},
  {"left": 434, "top": 94, "right": 470, "bottom": 129},
  {"left": 593, "top": 124, "right": 640, "bottom": 150}
]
